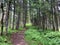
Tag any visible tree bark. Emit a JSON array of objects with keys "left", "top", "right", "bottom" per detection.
[
  {"left": 1, "top": 3, "right": 4, "bottom": 36},
  {"left": 5, "top": 1, "right": 10, "bottom": 35},
  {"left": 12, "top": 0, "right": 15, "bottom": 30},
  {"left": 23, "top": 0, "right": 27, "bottom": 28},
  {"left": 16, "top": 12, "right": 20, "bottom": 30}
]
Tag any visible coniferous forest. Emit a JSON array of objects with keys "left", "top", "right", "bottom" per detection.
[{"left": 0, "top": 0, "right": 60, "bottom": 45}]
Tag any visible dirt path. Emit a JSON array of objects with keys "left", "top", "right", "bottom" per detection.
[{"left": 11, "top": 29, "right": 28, "bottom": 45}]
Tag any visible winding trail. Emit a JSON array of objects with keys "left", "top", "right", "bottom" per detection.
[{"left": 11, "top": 29, "right": 28, "bottom": 45}]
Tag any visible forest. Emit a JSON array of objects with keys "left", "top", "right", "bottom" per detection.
[{"left": 0, "top": 0, "right": 60, "bottom": 45}]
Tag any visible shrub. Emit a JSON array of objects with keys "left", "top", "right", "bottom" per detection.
[{"left": 25, "top": 28, "right": 60, "bottom": 45}]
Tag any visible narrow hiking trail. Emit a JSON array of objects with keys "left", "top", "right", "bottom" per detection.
[{"left": 11, "top": 29, "right": 28, "bottom": 45}]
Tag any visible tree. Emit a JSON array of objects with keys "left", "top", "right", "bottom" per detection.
[
  {"left": 1, "top": 3, "right": 4, "bottom": 35},
  {"left": 23, "top": 0, "right": 27, "bottom": 28},
  {"left": 12, "top": 0, "right": 15, "bottom": 30},
  {"left": 5, "top": 0, "right": 11, "bottom": 35}
]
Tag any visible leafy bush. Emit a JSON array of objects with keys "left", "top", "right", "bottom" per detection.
[
  {"left": 0, "top": 36, "right": 12, "bottom": 45},
  {"left": 25, "top": 28, "right": 60, "bottom": 45}
]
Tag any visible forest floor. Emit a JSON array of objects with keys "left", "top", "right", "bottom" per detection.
[{"left": 11, "top": 28, "right": 28, "bottom": 45}]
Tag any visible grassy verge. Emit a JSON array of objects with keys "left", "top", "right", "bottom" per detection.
[
  {"left": 0, "top": 35, "right": 12, "bottom": 45},
  {"left": 25, "top": 26, "right": 60, "bottom": 45},
  {"left": 0, "top": 27, "right": 23, "bottom": 45}
]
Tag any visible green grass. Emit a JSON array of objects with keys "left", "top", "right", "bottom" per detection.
[
  {"left": 0, "top": 27, "right": 24, "bottom": 45},
  {"left": 0, "top": 35, "right": 12, "bottom": 45},
  {"left": 26, "top": 23, "right": 32, "bottom": 27},
  {"left": 25, "top": 26, "right": 60, "bottom": 45}
]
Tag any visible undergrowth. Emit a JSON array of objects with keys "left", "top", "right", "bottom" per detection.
[
  {"left": 25, "top": 26, "right": 60, "bottom": 45},
  {"left": 0, "top": 27, "right": 23, "bottom": 45}
]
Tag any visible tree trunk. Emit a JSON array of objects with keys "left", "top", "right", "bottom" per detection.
[
  {"left": 23, "top": 0, "right": 27, "bottom": 28},
  {"left": 1, "top": 3, "right": 4, "bottom": 36},
  {"left": 16, "top": 12, "right": 20, "bottom": 30},
  {"left": 5, "top": 1, "right": 10, "bottom": 35},
  {"left": 12, "top": 0, "right": 15, "bottom": 30}
]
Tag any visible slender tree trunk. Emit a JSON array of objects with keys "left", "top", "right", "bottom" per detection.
[
  {"left": 29, "top": 0, "right": 32, "bottom": 24},
  {"left": 1, "top": 3, "right": 4, "bottom": 36},
  {"left": 23, "top": 0, "right": 27, "bottom": 28},
  {"left": 51, "top": 0, "right": 55, "bottom": 31},
  {"left": 16, "top": 11, "right": 20, "bottom": 30},
  {"left": 5, "top": 1, "right": 10, "bottom": 35},
  {"left": 12, "top": 0, "right": 15, "bottom": 30},
  {"left": 37, "top": 8, "right": 41, "bottom": 29},
  {"left": 42, "top": 13, "right": 45, "bottom": 30},
  {"left": 54, "top": 7, "right": 59, "bottom": 31}
]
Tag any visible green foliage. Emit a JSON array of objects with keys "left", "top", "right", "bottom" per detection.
[
  {"left": 26, "top": 23, "right": 32, "bottom": 27},
  {"left": 8, "top": 27, "right": 23, "bottom": 34},
  {"left": 0, "top": 36, "right": 12, "bottom": 45},
  {"left": 0, "top": 27, "right": 24, "bottom": 45},
  {"left": 25, "top": 27, "right": 60, "bottom": 45}
]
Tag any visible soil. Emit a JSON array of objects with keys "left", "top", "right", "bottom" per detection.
[{"left": 11, "top": 29, "right": 28, "bottom": 45}]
